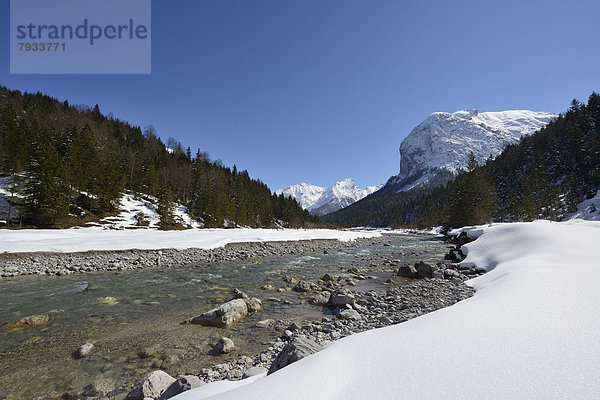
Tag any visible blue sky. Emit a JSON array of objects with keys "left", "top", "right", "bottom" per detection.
[{"left": 1, "top": 0, "right": 599, "bottom": 190}]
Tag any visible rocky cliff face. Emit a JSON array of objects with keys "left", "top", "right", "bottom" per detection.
[{"left": 389, "top": 109, "right": 557, "bottom": 192}]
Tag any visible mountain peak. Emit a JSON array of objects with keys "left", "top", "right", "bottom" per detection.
[
  {"left": 276, "top": 179, "right": 382, "bottom": 216},
  {"left": 389, "top": 109, "right": 557, "bottom": 192}
]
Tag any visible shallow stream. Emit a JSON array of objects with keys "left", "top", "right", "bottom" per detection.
[{"left": 0, "top": 234, "right": 447, "bottom": 399}]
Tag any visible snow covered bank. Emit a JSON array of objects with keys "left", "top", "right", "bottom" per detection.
[
  {"left": 179, "top": 220, "right": 600, "bottom": 399},
  {"left": 565, "top": 190, "right": 600, "bottom": 221},
  {"left": 0, "top": 228, "right": 380, "bottom": 253}
]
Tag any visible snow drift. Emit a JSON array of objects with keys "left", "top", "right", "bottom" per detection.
[
  {"left": 0, "top": 228, "right": 380, "bottom": 253},
  {"left": 179, "top": 220, "right": 600, "bottom": 399}
]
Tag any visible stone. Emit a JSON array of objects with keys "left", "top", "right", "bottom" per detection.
[
  {"left": 414, "top": 261, "right": 436, "bottom": 278},
  {"left": 242, "top": 366, "right": 268, "bottom": 379},
  {"left": 1, "top": 314, "right": 49, "bottom": 332},
  {"left": 432, "top": 269, "right": 444, "bottom": 279},
  {"left": 96, "top": 296, "right": 119, "bottom": 306},
  {"left": 268, "top": 337, "right": 323, "bottom": 375},
  {"left": 244, "top": 297, "right": 262, "bottom": 313},
  {"left": 77, "top": 341, "right": 94, "bottom": 358},
  {"left": 338, "top": 308, "right": 361, "bottom": 320},
  {"left": 261, "top": 284, "right": 275, "bottom": 290},
  {"left": 293, "top": 280, "right": 312, "bottom": 292},
  {"left": 320, "top": 273, "right": 334, "bottom": 281},
  {"left": 308, "top": 291, "right": 331, "bottom": 306},
  {"left": 159, "top": 375, "right": 205, "bottom": 400},
  {"left": 397, "top": 264, "right": 418, "bottom": 278},
  {"left": 444, "top": 269, "right": 459, "bottom": 278},
  {"left": 282, "top": 275, "right": 298, "bottom": 284},
  {"left": 232, "top": 288, "right": 249, "bottom": 300},
  {"left": 256, "top": 319, "right": 275, "bottom": 328},
  {"left": 126, "top": 370, "right": 176, "bottom": 400},
  {"left": 328, "top": 289, "right": 355, "bottom": 307},
  {"left": 190, "top": 298, "right": 248, "bottom": 328},
  {"left": 216, "top": 337, "right": 235, "bottom": 354}
]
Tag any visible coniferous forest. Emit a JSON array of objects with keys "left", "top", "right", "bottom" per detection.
[
  {"left": 324, "top": 93, "right": 600, "bottom": 230},
  {"left": 0, "top": 86, "right": 318, "bottom": 228}
]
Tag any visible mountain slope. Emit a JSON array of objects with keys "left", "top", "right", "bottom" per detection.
[
  {"left": 276, "top": 179, "right": 381, "bottom": 216},
  {"left": 325, "top": 94, "right": 600, "bottom": 228},
  {"left": 0, "top": 86, "right": 317, "bottom": 228},
  {"left": 388, "top": 109, "right": 557, "bottom": 192}
]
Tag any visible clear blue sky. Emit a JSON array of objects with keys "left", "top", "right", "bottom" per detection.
[{"left": 1, "top": 0, "right": 599, "bottom": 190}]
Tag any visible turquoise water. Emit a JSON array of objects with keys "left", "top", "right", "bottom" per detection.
[{"left": 0, "top": 235, "right": 446, "bottom": 399}]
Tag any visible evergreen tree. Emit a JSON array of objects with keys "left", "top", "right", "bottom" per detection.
[
  {"left": 157, "top": 182, "right": 176, "bottom": 229},
  {"left": 25, "top": 130, "right": 70, "bottom": 226}
]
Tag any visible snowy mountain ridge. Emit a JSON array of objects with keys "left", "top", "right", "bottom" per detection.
[
  {"left": 389, "top": 109, "right": 557, "bottom": 192},
  {"left": 276, "top": 178, "right": 381, "bottom": 216}
]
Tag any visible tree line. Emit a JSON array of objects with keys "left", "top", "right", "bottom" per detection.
[{"left": 0, "top": 86, "right": 318, "bottom": 228}]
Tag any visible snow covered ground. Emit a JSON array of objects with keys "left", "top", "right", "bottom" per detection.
[
  {"left": 176, "top": 220, "right": 600, "bottom": 399},
  {"left": 565, "top": 190, "right": 600, "bottom": 221},
  {"left": 92, "top": 191, "right": 203, "bottom": 229},
  {"left": 0, "top": 228, "right": 380, "bottom": 253}
]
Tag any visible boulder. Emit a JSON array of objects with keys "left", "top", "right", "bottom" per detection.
[
  {"left": 320, "top": 273, "right": 334, "bottom": 281},
  {"left": 216, "top": 337, "right": 235, "bottom": 354},
  {"left": 190, "top": 299, "right": 248, "bottom": 328},
  {"left": 308, "top": 291, "right": 331, "bottom": 306},
  {"left": 293, "top": 280, "right": 312, "bottom": 293},
  {"left": 159, "top": 375, "right": 205, "bottom": 400},
  {"left": 397, "top": 264, "right": 418, "bottom": 278},
  {"left": 414, "top": 261, "right": 437, "bottom": 278},
  {"left": 232, "top": 289, "right": 262, "bottom": 313},
  {"left": 1, "top": 314, "right": 49, "bottom": 332},
  {"left": 328, "top": 289, "right": 355, "bottom": 307},
  {"left": 126, "top": 370, "right": 176, "bottom": 400},
  {"left": 268, "top": 337, "right": 323, "bottom": 375}
]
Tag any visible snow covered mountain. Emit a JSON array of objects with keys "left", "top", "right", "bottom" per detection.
[
  {"left": 276, "top": 179, "right": 381, "bottom": 216},
  {"left": 388, "top": 109, "right": 557, "bottom": 192}
]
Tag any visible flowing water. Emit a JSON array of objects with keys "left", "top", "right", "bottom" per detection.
[{"left": 0, "top": 234, "right": 447, "bottom": 399}]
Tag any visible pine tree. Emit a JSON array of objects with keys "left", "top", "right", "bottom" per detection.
[
  {"left": 157, "top": 182, "right": 176, "bottom": 229},
  {"left": 25, "top": 130, "right": 70, "bottom": 226}
]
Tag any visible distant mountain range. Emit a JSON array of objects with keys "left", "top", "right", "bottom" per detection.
[{"left": 276, "top": 179, "right": 381, "bottom": 216}]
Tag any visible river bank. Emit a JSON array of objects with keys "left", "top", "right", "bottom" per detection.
[{"left": 0, "top": 237, "right": 376, "bottom": 279}]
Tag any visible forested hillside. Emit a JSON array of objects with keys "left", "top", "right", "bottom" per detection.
[
  {"left": 324, "top": 93, "right": 600, "bottom": 229},
  {"left": 0, "top": 86, "right": 317, "bottom": 228}
]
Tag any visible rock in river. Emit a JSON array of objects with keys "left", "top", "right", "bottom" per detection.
[
  {"left": 77, "top": 341, "right": 95, "bottom": 358},
  {"left": 190, "top": 298, "right": 249, "bottom": 328},
  {"left": 126, "top": 370, "right": 176, "bottom": 400},
  {"left": 216, "top": 337, "right": 235, "bottom": 354},
  {"left": 1, "top": 314, "right": 49, "bottom": 332},
  {"left": 397, "top": 264, "right": 418, "bottom": 278},
  {"left": 328, "top": 289, "right": 355, "bottom": 307}
]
